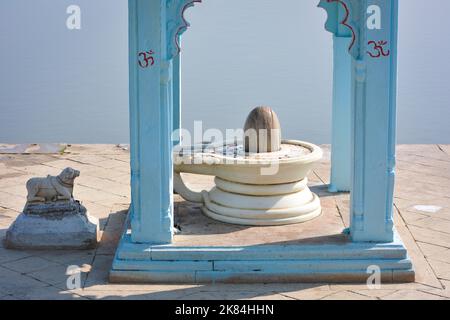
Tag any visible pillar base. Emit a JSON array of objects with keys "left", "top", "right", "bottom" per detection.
[{"left": 110, "top": 219, "right": 414, "bottom": 284}]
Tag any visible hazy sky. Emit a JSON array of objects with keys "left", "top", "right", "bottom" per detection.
[{"left": 1, "top": 0, "right": 450, "bottom": 144}]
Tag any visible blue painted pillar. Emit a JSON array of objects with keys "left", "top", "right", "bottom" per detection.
[
  {"left": 129, "top": 0, "right": 174, "bottom": 244},
  {"left": 350, "top": 0, "right": 398, "bottom": 242},
  {"left": 320, "top": 2, "right": 352, "bottom": 193},
  {"left": 329, "top": 35, "right": 352, "bottom": 193},
  {"left": 173, "top": 38, "right": 182, "bottom": 145}
]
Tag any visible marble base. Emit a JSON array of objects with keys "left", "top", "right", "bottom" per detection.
[
  {"left": 5, "top": 201, "right": 99, "bottom": 250},
  {"left": 174, "top": 173, "right": 322, "bottom": 226}
]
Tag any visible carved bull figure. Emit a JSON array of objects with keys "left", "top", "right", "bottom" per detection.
[{"left": 26, "top": 167, "right": 80, "bottom": 203}]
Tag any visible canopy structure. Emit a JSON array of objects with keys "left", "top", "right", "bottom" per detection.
[{"left": 111, "top": 0, "right": 414, "bottom": 283}]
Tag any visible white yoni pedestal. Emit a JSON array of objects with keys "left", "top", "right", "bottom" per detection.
[
  {"left": 5, "top": 201, "right": 99, "bottom": 250},
  {"left": 174, "top": 140, "right": 323, "bottom": 226},
  {"left": 201, "top": 177, "right": 321, "bottom": 226}
]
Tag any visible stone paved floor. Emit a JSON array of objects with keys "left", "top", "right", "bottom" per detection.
[{"left": 0, "top": 144, "right": 449, "bottom": 300}]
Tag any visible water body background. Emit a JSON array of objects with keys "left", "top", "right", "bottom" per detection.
[{"left": 0, "top": 0, "right": 449, "bottom": 144}]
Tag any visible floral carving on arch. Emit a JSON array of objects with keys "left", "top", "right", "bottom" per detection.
[
  {"left": 166, "top": 0, "right": 361, "bottom": 60},
  {"left": 318, "top": 0, "right": 361, "bottom": 59},
  {"left": 166, "top": 0, "right": 202, "bottom": 60}
]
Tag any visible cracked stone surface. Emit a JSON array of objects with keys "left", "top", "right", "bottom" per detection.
[{"left": 0, "top": 144, "right": 449, "bottom": 300}]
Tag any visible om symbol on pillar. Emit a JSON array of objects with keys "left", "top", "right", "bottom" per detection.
[
  {"left": 138, "top": 50, "right": 155, "bottom": 68},
  {"left": 367, "top": 40, "right": 390, "bottom": 58}
]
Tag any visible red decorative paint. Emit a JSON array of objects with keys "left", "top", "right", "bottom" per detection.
[
  {"left": 367, "top": 41, "right": 390, "bottom": 58},
  {"left": 138, "top": 50, "right": 155, "bottom": 68},
  {"left": 327, "top": 0, "right": 356, "bottom": 52}
]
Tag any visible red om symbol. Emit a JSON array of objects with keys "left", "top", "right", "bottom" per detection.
[
  {"left": 367, "top": 41, "right": 390, "bottom": 58},
  {"left": 138, "top": 50, "right": 155, "bottom": 68}
]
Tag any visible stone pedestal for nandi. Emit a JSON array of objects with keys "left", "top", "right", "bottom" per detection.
[{"left": 5, "top": 167, "right": 99, "bottom": 250}]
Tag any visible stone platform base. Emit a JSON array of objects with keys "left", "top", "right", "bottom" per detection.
[
  {"left": 110, "top": 231, "right": 415, "bottom": 284},
  {"left": 5, "top": 202, "right": 99, "bottom": 250}
]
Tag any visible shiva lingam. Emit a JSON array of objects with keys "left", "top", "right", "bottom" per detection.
[{"left": 174, "top": 107, "right": 323, "bottom": 226}]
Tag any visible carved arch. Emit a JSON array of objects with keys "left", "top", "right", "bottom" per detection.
[
  {"left": 166, "top": 0, "right": 202, "bottom": 60},
  {"left": 318, "top": 0, "right": 361, "bottom": 59},
  {"left": 166, "top": 0, "right": 361, "bottom": 59}
]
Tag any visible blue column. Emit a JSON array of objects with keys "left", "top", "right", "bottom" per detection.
[
  {"left": 329, "top": 35, "right": 352, "bottom": 193},
  {"left": 172, "top": 38, "right": 182, "bottom": 146},
  {"left": 129, "top": 0, "right": 173, "bottom": 244},
  {"left": 350, "top": 0, "right": 398, "bottom": 242}
]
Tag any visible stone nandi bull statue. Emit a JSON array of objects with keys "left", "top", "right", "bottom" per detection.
[
  {"left": 26, "top": 167, "right": 80, "bottom": 203},
  {"left": 6, "top": 166, "right": 99, "bottom": 250}
]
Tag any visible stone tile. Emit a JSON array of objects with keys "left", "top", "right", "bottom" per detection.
[
  {"left": 410, "top": 217, "right": 450, "bottom": 235},
  {"left": 350, "top": 289, "right": 398, "bottom": 299},
  {"left": 0, "top": 163, "right": 22, "bottom": 174},
  {"left": 0, "top": 207, "right": 17, "bottom": 220},
  {"left": 94, "top": 197, "right": 130, "bottom": 207},
  {"left": 179, "top": 290, "right": 293, "bottom": 300},
  {"left": 0, "top": 266, "right": 49, "bottom": 295},
  {"left": 77, "top": 182, "right": 130, "bottom": 199},
  {"left": 421, "top": 279, "right": 450, "bottom": 298},
  {"left": 96, "top": 230, "right": 121, "bottom": 255},
  {"left": 399, "top": 211, "right": 429, "bottom": 224},
  {"left": 83, "top": 284, "right": 200, "bottom": 292},
  {"left": 61, "top": 154, "right": 110, "bottom": 164},
  {"left": 397, "top": 144, "right": 447, "bottom": 157},
  {"left": 2, "top": 256, "right": 61, "bottom": 274},
  {"left": 105, "top": 210, "right": 128, "bottom": 231},
  {"left": 112, "top": 165, "right": 131, "bottom": 175},
  {"left": 0, "top": 228, "right": 6, "bottom": 246},
  {"left": 0, "top": 221, "right": 12, "bottom": 230},
  {"left": 65, "top": 144, "right": 127, "bottom": 156},
  {"left": 109, "top": 154, "right": 130, "bottom": 162},
  {"left": 27, "top": 262, "right": 90, "bottom": 288},
  {"left": 395, "top": 224, "right": 442, "bottom": 288},
  {"left": 108, "top": 173, "right": 130, "bottom": 185},
  {"left": 439, "top": 145, "right": 450, "bottom": 157},
  {"left": 75, "top": 188, "right": 127, "bottom": 204},
  {"left": 0, "top": 247, "right": 34, "bottom": 264},
  {"left": 397, "top": 154, "right": 450, "bottom": 170},
  {"left": 83, "top": 255, "right": 115, "bottom": 288},
  {"left": 1, "top": 144, "right": 450, "bottom": 299},
  {"left": 0, "top": 175, "right": 29, "bottom": 189},
  {"left": 94, "top": 159, "right": 128, "bottom": 170},
  {"left": 322, "top": 291, "right": 375, "bottom": 300},
  {"left": 408, "top": 225, "right": 450, "bottom": 249},
  {"left": 253, "top": 283, "right": 330, "bottom": 294},
  {"left": 44, "top": 159, "right": 90, "bottom": 170},
  {"left": 1, "top": 184, "right": 28, "bottom": 198},
  {"left": 417, "top": 242, "right": 450, "bottom": 261},
  {"left": 83, "top": 167, "right": 127, "bottom": 180},
  {"left": 0, "top": 191, "right": 25, "bottom": 212},
  {"left": 78, "top": 289, "right": 196, "bottom": 300},
  {"left": 8, "top": 285, "right": 88, "bottom": 300},
  {"left": 81, "top": 201, "right": 112, "bottom": 221},
  {"left": 14, "top": 165, "right": 62, "bottom": 178},
  {"left": 248, "top": 293, "right": 296, "bottom": 300},
  {"left": 329, "top": 282, "right": 431, "bottom": 291},
  {"left": 428, "top": 259, "right": 450, "bottom": 281},
  {"left": 382, "top": 289, "right": 447, "bottom": 300},
  {"left": 77, "top": 175, "right": 130, "bottom": 196},
  {"left": 429, "top": 212, "right": 450, "bottom": 223},
  {"left": 394, "top": 197, "right": 418, "bottom": 211},
  {"left": 397, "top": 160, "right": 450, "bottom": 180},
  {"left": 281, "top": 287, "right": 333, "bottom": 300}
]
